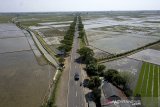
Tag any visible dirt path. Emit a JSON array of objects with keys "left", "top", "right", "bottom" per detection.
[{"left": 55, "top": 57, "right": 70, "bottom": 107}]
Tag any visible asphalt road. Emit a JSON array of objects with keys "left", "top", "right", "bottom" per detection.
[{"left": 67, "top": 19, "right": 85, "bottom": 107}]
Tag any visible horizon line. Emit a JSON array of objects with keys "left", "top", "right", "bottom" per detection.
[{"left": 1, "top": 10, "right": 160, "bottom": 13}]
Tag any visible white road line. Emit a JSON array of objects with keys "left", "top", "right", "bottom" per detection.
[
  {"left": 67, "top": 48, "right": 74, "bottom": 107},
  {"left": 76, "top": 91, "right": 77, "bottom": 96},
  {"left": 76, "top": 81, "right": 77, "bottom": 85},
  {"left": 145, "top": 63, "right": 151, "bottom": 96},
  {"left": 140, "top": 63, "right": 147, "bottom": 93}
]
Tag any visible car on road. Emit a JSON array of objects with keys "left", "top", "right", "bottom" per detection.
[
  {"left": 74, "top": 72, "right": 79, "bottom": 81},
  {"left": 83, "top": 79, "right": 89, "bottom": 87}
]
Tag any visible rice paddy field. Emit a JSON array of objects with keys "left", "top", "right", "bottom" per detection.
[
  {"left": 16, "top": 13, "right": 74, "bottom": 54},
  {"left": 134, "top": 62, "right": 160, "bottom": 107},
  {"left": 82, "top": 11, "right": 160, "bottom": 55},
  {"left": 0, "top": 19, "right": 55, "bottom": 107},
  {"left": 128, "top": 49, "right": 160, "bottom": 65}
]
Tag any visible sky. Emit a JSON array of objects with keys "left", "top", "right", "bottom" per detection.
[{"left": 0, "top": 0, "right": 160, "bottom": 12}]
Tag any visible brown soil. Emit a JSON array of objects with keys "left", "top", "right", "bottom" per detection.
[{"left": 55, "top": 57, "right": 70, "bottom": 107}]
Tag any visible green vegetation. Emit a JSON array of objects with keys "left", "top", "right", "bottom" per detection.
[
  {"left": 104, "top": 69, "right": 133, "bottom": 97},
  {"left": 104, "top": 69, "right": 126, "bottom": 87},
  {"left": 58, "top": 57, "right": 65, "bottom": 65},
  {"left": 77, "top": 47, "right": 95, "bottom": 64},
  {"left": 57, "top": 17, "right": 77, "bottom": 54},
  {"left": 77, "top": 15, "right": 132, "bottom": 105},
  {"left": 77, "top": 16, "right": 89, "bottom": 47},
  {"left": 16, "top": 13, "right": 74, "bottom": 26},
  {"left": 88, "top": 76, "right": 101, "bottom": 89},
  {"left": 77, "top": 16, "right": 102, "bottom": 105},
  {"left": 92, "top": 88, "right": 101, "bottom": 106},
  {"left": 134, "top": 62, "right": 160, "bottom": 107},
  {"left": 86, "top": 63, "right": 106, "bottom": 76},
  {"left": 0, "top": 14, "right": 14, "bottom": 23},
  {"left": 40, "top": 28, "right": 67, "bottom": 37},
  {"left": 45, "top": 70, "right": 62, "bottom": 107}
]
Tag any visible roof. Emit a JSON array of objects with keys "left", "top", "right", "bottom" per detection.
[
  {"left": 56, "top": 50, "right": 65, "bottom": 55},
  {"left": 102, "top": 103, "right": 133, "bottom": 107},
  {"left": 101, "top": 81, "right": 134, "bottom": 107},
  {"left": 88, "top": 101, "right": 96, "bottom": 107},
  {"left": 102, "top": 81, "right": 120, "bottom": 99}
]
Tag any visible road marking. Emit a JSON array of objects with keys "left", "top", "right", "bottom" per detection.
[
  {"left": 67, "top": 47, "right": 74, "bottom": 107},
  {"left": 75, "top": 65, "right": 76, "bottom": 69},
  {"left": 76, "top": 91, "right": 77, "bottom": 96}
]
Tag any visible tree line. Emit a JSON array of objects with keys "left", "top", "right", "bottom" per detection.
[{"left": 58, "top": 17, "right": 77, "bottom": 54}]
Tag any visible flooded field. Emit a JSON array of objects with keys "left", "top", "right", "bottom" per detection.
[
  {"left": 83, "top": 11, "right": 160, "bottom": 54},
  {"left": 128, "top": 49, "right": 160, "bottom": 65},
  {"left": 0, "top": 23, "right": 55, "bottom": 107}
]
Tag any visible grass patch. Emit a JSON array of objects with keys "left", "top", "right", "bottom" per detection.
[
  {"left": 0, "top": 15, "right": 13, "bottom": 23},
  {"left": 42, "top": 70, "right": 62, "bottom": 107},
  {"left": 33, "top": 31, "right": 59, "bottom": 62},
  {"left": 134, "top": 63, "right": 160, "bottom": 107},
  {"left": 79, "top": 38, "right": 85, "bottom": 48},
  {"left": 134, "top": 62, "right": 146, "bottom": 95},
  {"left": 49, "top": 71, "right": 62, "bottom": 107}
]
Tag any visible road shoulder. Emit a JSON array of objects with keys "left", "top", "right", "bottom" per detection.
[{"left": 55, "top": 57, "right": 70, "bottom": 107}]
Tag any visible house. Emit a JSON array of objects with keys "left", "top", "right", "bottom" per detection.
[
  {"left": 88, "top": 101, "right": 96, "bottom": 107},
  {"left": 56, "top": 50, "right": 65, "bottom": 56},
  {"left": 101, "top": 81, "right": 134, "bottom": 107}
]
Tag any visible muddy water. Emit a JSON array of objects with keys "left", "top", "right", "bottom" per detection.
[
  {"left": 84, "top": 12, "right": 160, "bottom": 54},
  {"left": 0, "top": 24, "right": 55, "bottom": 107}
]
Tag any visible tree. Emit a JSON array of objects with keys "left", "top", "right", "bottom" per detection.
[
  {"left": 112, "top": 74, "right": 125, "bottom": 86},
  {"left": 59, "top": 57, "right": 65, "bottom": 64},
  {"left": 79, "top": 30, "right": 85, "bottom": 38},
  {"left": 58, "top": 44, "right": 72, "bottom": 52},
  {"left": 104, "top": 69, "right": 118, "bottom": 82},
  {"left": 88, "top": 76, "right": 101, "bottom": 89},
  {"left": 86, "top": 63, "right": 97, "bottom": 76},
  {"left": 135, "top": 93, "right": 141, "bottom": 100},
  {"left": 97, "top": 64, "right": 106, "bottom": 76},
  {"left": 92, "top": 88, "right": 101, "bottom": 105},
  {"left": 77, "top": 47, "right": 94, "bottom": 63},
  {"left": 60, "top": 40, "right": 72, "bottom": 46}
]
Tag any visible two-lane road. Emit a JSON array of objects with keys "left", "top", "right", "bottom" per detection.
[{"left": 67, "top": 19, "right": 85, "bottom": 107}]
